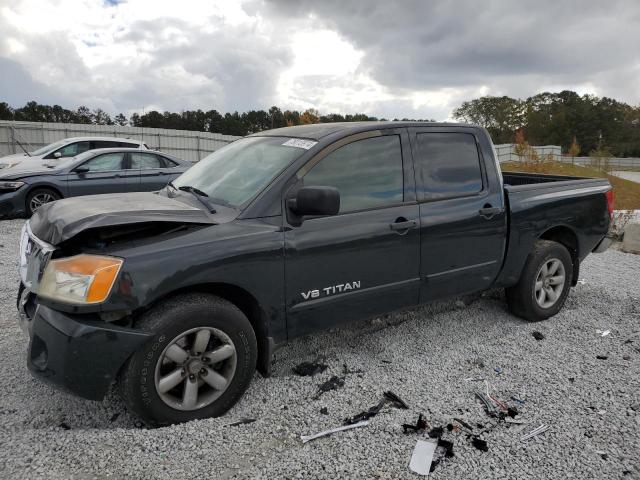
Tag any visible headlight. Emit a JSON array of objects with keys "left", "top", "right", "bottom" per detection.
[
  {"left": 39, "top": 254, "right": 123, "bottom": 304},
  {"left": 0, "top": 180, "right": 25, "bottom": 191}
]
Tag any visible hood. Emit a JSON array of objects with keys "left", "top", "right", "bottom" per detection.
[
  {"left": 0, "top": 157, "right": 60, "bottom": 179},
  {"left": 0, "top": 153, "right": 30, "bottom": 168},
  {"left": 30, "top": 192, "right": 217, "bottom": 245}
]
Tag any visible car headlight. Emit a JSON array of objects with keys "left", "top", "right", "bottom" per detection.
[
  {"left": 0, "top": 180, "right": 25, "bottom": 191},
  {"left": 39, "top": 254, "right": 123, "bottom": 304}
]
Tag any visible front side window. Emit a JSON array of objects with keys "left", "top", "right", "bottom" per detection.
[
  {"left": 172, "top": 137, "right": 306, "bottom": 207},
  {"left": 303, "top": 135, "right": 404, "bottom": 213},
  {"left": 56, "top": 141, "right": 90, "bottom": 158},
  {"left": 81, "top": 153, "right": 124, "bottom": 172},
  {"left": 415, "top": 132, "right": 483, "bottom": 199},
  {"left": 131, "top": 152, "right": 162, "bottom": 169}
]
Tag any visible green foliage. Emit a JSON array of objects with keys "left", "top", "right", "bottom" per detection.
[
  {"left": 453, "top": 90, "right": 640, "bottom": 157},
  {"left": 0, "top": 100, "right": 435, "bottom": 136}
]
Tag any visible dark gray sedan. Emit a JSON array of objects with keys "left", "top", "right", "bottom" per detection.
[{"left": 0, "top": 148, "right": 191, "bottom": 217}]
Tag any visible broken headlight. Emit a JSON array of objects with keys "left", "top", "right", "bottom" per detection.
[{"left": 39, "top": 254, "right": 123, "bottom": 304}]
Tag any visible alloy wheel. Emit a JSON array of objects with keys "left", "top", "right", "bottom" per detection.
[
  {"left": 534, "top": 258, "right": 566, "bottom": 309},
  {"left": 154, "top": 327, "right": 237, "bottom": 411}
]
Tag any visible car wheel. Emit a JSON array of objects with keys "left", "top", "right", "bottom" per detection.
[
  {"left": 120, "top": 293, "right": 257, "bottom": 426},
  {"left": 506, "top": 240, "right": 573, "bottom": 322},
  {"left": 26, "top": 188, "right": 61, "bottom": 216}
]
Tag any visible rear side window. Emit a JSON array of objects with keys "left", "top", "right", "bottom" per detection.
[
  {"left": 119, "top": 142, "right": 139, "bottom": 148},
  {"left": 303, "top": 135, "right": 404, "bottom": 213},
  {"left": 92, "top": 140, "right": 120, "bottom": 149},
  {"left": 131, "top": 152, "right": 162, "bottom": 169},
  {"left": 415, "top": 132, "right": 483, "bottom": 199},
  {"left": 159, "top": 156, "right": 178, "bottom": 167}
]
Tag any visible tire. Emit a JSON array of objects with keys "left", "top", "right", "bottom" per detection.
[
  {"left": 506, "top": 240, "right": 573, "bottom": 322},
  {"left": 26, "top": 188, "right": 61, "bottom": 216},
  {"left": 120, "top": 293, "right": 257, "bottom": 426}
]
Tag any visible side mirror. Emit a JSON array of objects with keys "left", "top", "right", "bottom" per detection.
[
  {"left": 74, "top": 166, "right": 90, "bottom": 174},
  {"left": 289, "top": 186, "right": 340, "bottom": 217},
  {"left": 53, "top": 152, "right": 62, "bottom": 159}
]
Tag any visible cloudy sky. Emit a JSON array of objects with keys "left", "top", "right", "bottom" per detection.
[{"left": 1, "top": 0, "right": 639, "bottom": 120}]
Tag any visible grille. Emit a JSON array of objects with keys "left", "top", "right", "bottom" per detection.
[{"left": 19, "top": 223, "right": 55, "bottom": 292}]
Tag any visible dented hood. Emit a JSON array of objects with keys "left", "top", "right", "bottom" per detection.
[{"left": 30, "top": 192, "right": 216, "bottom": 245}]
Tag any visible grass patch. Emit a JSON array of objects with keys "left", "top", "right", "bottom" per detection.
[{"left": 502, "top": 161, "right": 640, "bottom": 210}]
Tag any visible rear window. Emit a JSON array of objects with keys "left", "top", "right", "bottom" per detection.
[{"left": 415, "top": 132, "right": 483, "bottom": 199}]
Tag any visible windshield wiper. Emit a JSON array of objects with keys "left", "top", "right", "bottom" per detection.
[
  {"left": 171, "top": 183, "right": 216, "bottom": 213},
  {"left": 178, "top": 185, "right": 209, "bottom": 197}
]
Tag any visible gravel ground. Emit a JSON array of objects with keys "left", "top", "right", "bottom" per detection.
[{"left": 0, "top": 218, "right": 639, "bottom": 479}]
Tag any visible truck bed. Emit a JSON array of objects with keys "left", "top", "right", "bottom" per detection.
[{"left": 495, "top": 171, "right": 611, "bottom": 288}]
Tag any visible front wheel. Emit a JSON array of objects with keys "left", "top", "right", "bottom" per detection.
[
  {"left": 506, "top": 240, "right": 573, "bottom": 322},
  {"left": 26, "top": 188, "right": 61, "bottom": 216},
  {"left": 120, "top": 293, "right": 257, "bottom": 426}
]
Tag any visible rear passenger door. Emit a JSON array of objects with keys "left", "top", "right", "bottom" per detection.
[
  {"left": 67, "top": 152, "right": 127, "bottom": 196},
  {"left": 284, "top": 129, "right": 421, "bottom": 337},
  {"left": 410, "top": 127, "right": 507, "bottom": 301},
  {"left": 130, "top": 152, "right": 173, "bottom": 191}
]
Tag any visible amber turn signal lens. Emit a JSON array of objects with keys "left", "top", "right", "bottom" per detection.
[{"left": 39, "top": 254, "right": 123, "bottom": 304}]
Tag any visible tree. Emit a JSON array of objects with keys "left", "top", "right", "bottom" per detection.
[
  {"left": 92, "top": 109, "right": 113, "bottom": 125},
  {"left": 568, "top": 136, "right": 580, "bottom": 159},
  {"left": 453, "top": 96, "right": 525, "bottom": 143},
  {"left": 0, "top": 102, "right": 15, "bottom": 120},
  {"left": 299, "top": 108, "right": 320, "bottom": 124},
  {"left": 114, "top": 113, "right": 128, "bottom": 126}
]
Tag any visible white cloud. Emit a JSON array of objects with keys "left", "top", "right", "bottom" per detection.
[{"left": 1, "top": 0, "right": 639, "bottom": 121}]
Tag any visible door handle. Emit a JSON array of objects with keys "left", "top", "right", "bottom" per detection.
[
  {"left": 389, "top": 219, "right": 418, "bottom": 232},
  {"left": 478, "top": 206, "right": 503, "bottom": 219}
]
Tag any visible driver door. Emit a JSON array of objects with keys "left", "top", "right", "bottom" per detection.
[
  {"left": 66, "top": 152, "right": 127, "bottom": 196},
  {"left": 284, "top": 129, "right": 421, "bottom": 338}
]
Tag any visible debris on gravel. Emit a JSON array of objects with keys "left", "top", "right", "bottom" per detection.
[
  {"left": 1, "top": 219, "right": 639, "bottom": 479},
  {"left": 292, "top": 358, "right": 328, "bottom": 376},
  {"left": 532, "top": 330, "right": 545, "bottom": 340}
]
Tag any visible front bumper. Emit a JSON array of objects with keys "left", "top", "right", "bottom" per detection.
[
  {"left": 21, "top": 298, "right": 152, "bottom": 401},
  {"left": 0, "top": 187, "right": 28, "bottom": 218}
]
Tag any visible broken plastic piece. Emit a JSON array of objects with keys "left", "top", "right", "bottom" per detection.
[
  {"left": 471, "top": 437, "right": 488, "bottom": 452},
  {"left": 494, "top": 367, "right": 503, "bottom": 374},
  {"left": 402, "top": 413, "right": 428, "bottom": 433},
  {"left": 314, "top": 376, "right": 345, "bottom": 399},
  {"left": 520, "top": 424, "right": 548, "bottom": 441},
  {"left": 437, "top": 439, "right": 455, "bottom": 458},
  {"left": 596, "top": 355, "right": 608, "bottom": 360},
  {"left": 384, "top": 391, "right": 409, "bottom": 409},
  {"left": 409, "top": 439, "right": 437, "bottom": 476},
  {"left": 453, "top": 417, "right": 473, "bottom": 431},
  {"left": 301, "top": 420, "right": 369, "bottom": 443},
  {"left": 532, "top": 331, "right": 545, "bottom": 341},
  {"left": 293, "top": 360, "right": 328, "bottom": 376},
  {"left": 429, "top": 426, "right": 444, "bottom": 439},
  {"left": 344, "top": 399, "right": 386, "bottom": 425},
  {"left": 596, "top": 330, "right": 611, "bottom": 337},
  {"left": 227, "top": 418, "right": 256, "bottom": 427}
]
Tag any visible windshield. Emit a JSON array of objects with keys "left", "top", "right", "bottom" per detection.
[
  {"left": 30, "top": 139, "right": 68, "bottom": 156},
  {"left": 172, "top": 137, "right": 310, "bottom": 208}
]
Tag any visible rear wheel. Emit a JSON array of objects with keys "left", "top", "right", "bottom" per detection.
[
  {"left": 506, "top": 240, "right": 573, "bottom": 322},
  {"left": 120, "top": 293, "right": 257, "bottom": 426},
  {"left": 26, "top": 188, "right": 60, "bottom": 216}
]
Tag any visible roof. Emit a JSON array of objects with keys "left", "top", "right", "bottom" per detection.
[
  {"left": 250, "top": 121, "right": 474, "bottom": 141},
  {"left": 62, "top": 136, "right": 145, "bottom": 144}
]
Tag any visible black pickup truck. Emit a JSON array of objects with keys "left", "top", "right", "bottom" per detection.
[{"left": 17, "top": 122, "right": 613, "bottom": 425}]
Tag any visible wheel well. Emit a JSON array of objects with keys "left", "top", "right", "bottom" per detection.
[
  {"left": 153, "top": 283, "right": 272, "bottom": 377},
  {"left": 25, "top": 185, "right": 64, "bottom": 205},
  {"left": 539, "top": 226, "right": 580, "bottom": 285}
]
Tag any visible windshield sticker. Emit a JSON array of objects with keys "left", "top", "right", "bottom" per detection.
[{"left": 282, "top": 138, "right": 317, "bottom": 150}]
